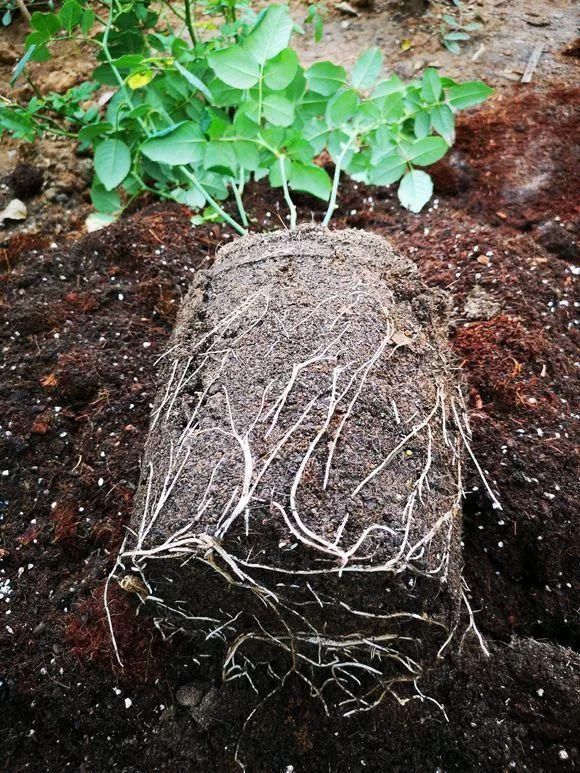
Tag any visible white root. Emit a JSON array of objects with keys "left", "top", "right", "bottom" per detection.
[{"left": 112, "top": 288, "right": 500, "bottom": 714}]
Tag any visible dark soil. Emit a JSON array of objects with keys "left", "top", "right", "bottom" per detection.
[
  {"left": 1, "top": 22, "right": 579, "bottom": 773},
  {"left": 126, "top": 227, "right": 464, "bottom": 709}
]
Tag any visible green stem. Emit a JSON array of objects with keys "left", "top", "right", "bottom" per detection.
[
  {"left": 322, "top": 138, "right": 354, "bottom": 227},
  {"left": 182, "top": 168, "right": 246, "bottom": 235},
  {"left": 98, "top": 0, "right": 245, "bottom": 235},
  {"left": 230, "top": 174, "right": 248, "bottom": 227},
  {"left": 278, "top": 155, "right": 296, "bottom": 229},
  {"left": 183, "top": 0, "right": 197, "bottom": 46}
]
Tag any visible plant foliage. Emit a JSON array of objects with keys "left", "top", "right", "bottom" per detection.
[{"left": 0, "top": 0, "right": 493, "bottom": 233}]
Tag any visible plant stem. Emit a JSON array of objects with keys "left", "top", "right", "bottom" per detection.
[
  {"left": 183, "top": 0, "right": 197, "bottom": 46},
  {"left": 15, "top": 0, "right": 31, "bottom": 21},
  {"left": 322, "top": 138, "right": 354, "bottom": 227},
  {"left": 182, "top": 168, "right": 246, "bottom": 235},
  {"left": 230, "top": 175, "right": 248, "bottom": 227},
  {"left": 98, "top": 1, "right": 245, "bottom": 236},
  {"left": 278, "top": 156, "right": 296, "bottom": 229}
]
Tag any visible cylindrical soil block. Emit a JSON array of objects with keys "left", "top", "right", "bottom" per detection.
[{"left": 120, "top": 227, "right": 469, "bottom": 711}]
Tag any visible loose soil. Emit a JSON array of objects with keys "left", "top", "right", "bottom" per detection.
[{"left": 1, "top": 1, "right": 579, "bottom": 771}]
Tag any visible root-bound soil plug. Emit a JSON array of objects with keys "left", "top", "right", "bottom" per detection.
[{"left": 115, "top": 227, "right": 478, "bottom": 713}]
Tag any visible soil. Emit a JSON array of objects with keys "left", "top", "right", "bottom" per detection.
[
  {"left": 1, "top": 0, "right": 579, "bottom": 771},
  {"left": 125, "top": 227, "right": 464, "bottom": 709}
]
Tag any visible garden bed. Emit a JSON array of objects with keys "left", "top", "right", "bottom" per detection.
[{"left": 1, "top": 1, "right": 578, "bottom": 770}]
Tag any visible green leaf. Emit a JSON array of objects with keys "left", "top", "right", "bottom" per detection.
[
  {"left": 345, "top": 150, "right": 372, "bottom": 183},
  {"left": 141, "top": 122, "right": 205, "bottom": 166},
  {"left": 414, "top": 110, "right": 430, "bottom": 139},
  {"left": 80, "top": 8, "right": 95, "bottom": 34},
  {"left": 30, "top": 11, "right": 61, "bottom": 36},
  {"left": 289, "top": 162, "right": 331, "bottom": 200},
  {"left": 302, "top": 118, "right": 329, "bottom": 155},
  {"left": 234, "top": 140, "right": 261, "bottom": 171},
  {"left": 399, "top": 136, "right": 449, "bottom": 166},
  {"left": 263, "top": 48, "right": 298, "bottom": 90},
  {"left": 353, "top": 101, "right": 381, "bottom": 130},
  {"left": 262, "top": 93, "right": 295, "bottom": 126},
  {"left": 204, "top": 141, "right": 237, "bottom": 175},
  {"left": 298, "top": 90, "right": 328, "bottom": 118},
  {"left": 444, "top": 31, "right": 470, "bottom": 41},
  {"left": 305, "top": 61, "right": 347, "bottom": 96},
  {"left": 430, "top": 104, "right": 455, "bottom": 144},
  {"left": 174, "top": 61, "right": 213, "bottom": 101},
  {"left": 372, "top": 75, "right": 404, "bottom": 98},
  {"left": 209, "top": 77, "right": 243, "bottom": 107},
  {"left": 94, "top": 139, "right": 131, "bottom": 191},
  {"left": 268, "top": 156, "right": 292, "bottom": 188},
  {"left": 90, "top": 181, "right": 121, "bottom": 214},
  {"left": 398, "top": 169, "right": 433, "bottom": 213},
  {"left": 325, "top": 88, "right": 359, "bottom": 127},
  {"left": 351, "top": 47, "right": 382, "bottom": 90},
  {"left": 78, "top": 122, "right": 113, "bottom": 143},
  {"left": 11, "top": 45, "right": 36, "bottom": 85},
  {"left": 446, "top": 81, "right": 493, "bottom": 110},
  {"left": 369, "top": 153, "right": 407, "bottom": 186},
  {"left": 421, "top": 68, "right": 442, "bottom": 103},
  {"left": 208, "top": 46, "right": 260, "bottom": 89},
  {"left": 58, "top": 1, "right": 82, "bottom": 33},
  {"left": 244, "top": 5, "right": 294, "bottom": 65},
  {"left": 171, "top": 186, "right": 206, "bottom": 209},
  {"left": 375, "top": 93, "right": 405, "bottom": 123}
]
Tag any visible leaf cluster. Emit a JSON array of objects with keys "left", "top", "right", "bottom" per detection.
[{"left": 0, "top": 1, "right": 492, "bottom": 230}]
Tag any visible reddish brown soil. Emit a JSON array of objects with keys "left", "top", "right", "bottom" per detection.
[{"left": 1, "top": 82, "right": 579, "bottom": 771}]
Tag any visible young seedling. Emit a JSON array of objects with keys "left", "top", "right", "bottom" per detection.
[{"left": 0, "top": 2, "right": 492, "bottom": 232}]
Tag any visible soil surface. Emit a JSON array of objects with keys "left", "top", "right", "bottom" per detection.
[{"left": 1, "top": 1, "right": 579, "bottom": 771}]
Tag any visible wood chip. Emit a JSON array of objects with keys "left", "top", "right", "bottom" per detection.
[
  {"left": 334, "top": 2, "right": 359, "bottom": 16},
  {"left": 521, "top": 44, "right": 544, "bottom": 84}
]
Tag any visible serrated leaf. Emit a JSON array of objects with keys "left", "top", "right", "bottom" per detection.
[
  {"left": 78, "top": 122, "right": 113, "bottom": 142},
  {"left": 141, "top": 122, "right": 205, "bottom": 166},
  {"left": 289, "top": 162, "right": 331, "bottom": 200},
  {"left": 30, "top": 11, "right": 60, "bottom": 36},
  {"left": 80, "top": 8, "right": 95, "bottom": 34},
  {"left": 90, "top": 181, "right": 121, "bottom": 214},
  {"left": 234, "top": 140, "right": 260, "bottom": 171},
  {"left": 305, "top": 61, "right": 347, "bottom": 96},
  {"left": 325, "top": 88, "right": 359, "bottom": 127},
  {"left": 58, "top": 1, "right": 82, "bottom": 33},
  {"left": 208, "top": 77, "right": 242, "bottom": 107},
  {"left": 370, "top": 153, "right": 407, "bottom": 186},
  {"left": 398, "top": 169, "right": 433, "bottom": 212},
  {"left": 204, "top": 141, "right": 237, "bottom": 175},
  {"left": 372, "top": 75, "right": 404, "bottom": 98},
  {"left": 421, "top": 67, "right": 442, "bottom": 103},
  {"left": 414, "top": 110, "right": 430, "bottom": 139},
  {"left": 244, "top": 5, "right": 294, "bottom": 65},
  {"left": 94, "top": 139, "right": 131, "bottom": 191},
  {"left": 430, "top": 104, "right": 455, "bottom": 144},
  {"left": 302, "top": 118, "right": 329, "bottom": 155},
  {"left": 171, "top": 186, "right": 206, "bottom": 209},
  {"left": 446, "top": 81, "right": 493, "bottom": 110},
  {"left": 375, "top": 92, "right": 405, "bottom": 123},
  {"left": 208, "top": 46, "right": 260, "bottom": 89},
  {"left": 263, "top": 48, "right": 298, "bottom": 90},
  {"left": 262, "top": 93, "right": 295, "bottom": 126},
  {"left": 399, "top": 136, "right": 449, "bottom": 166},
  {"left": 351, "top": 47, "right": 382, "bottom": 90}
]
